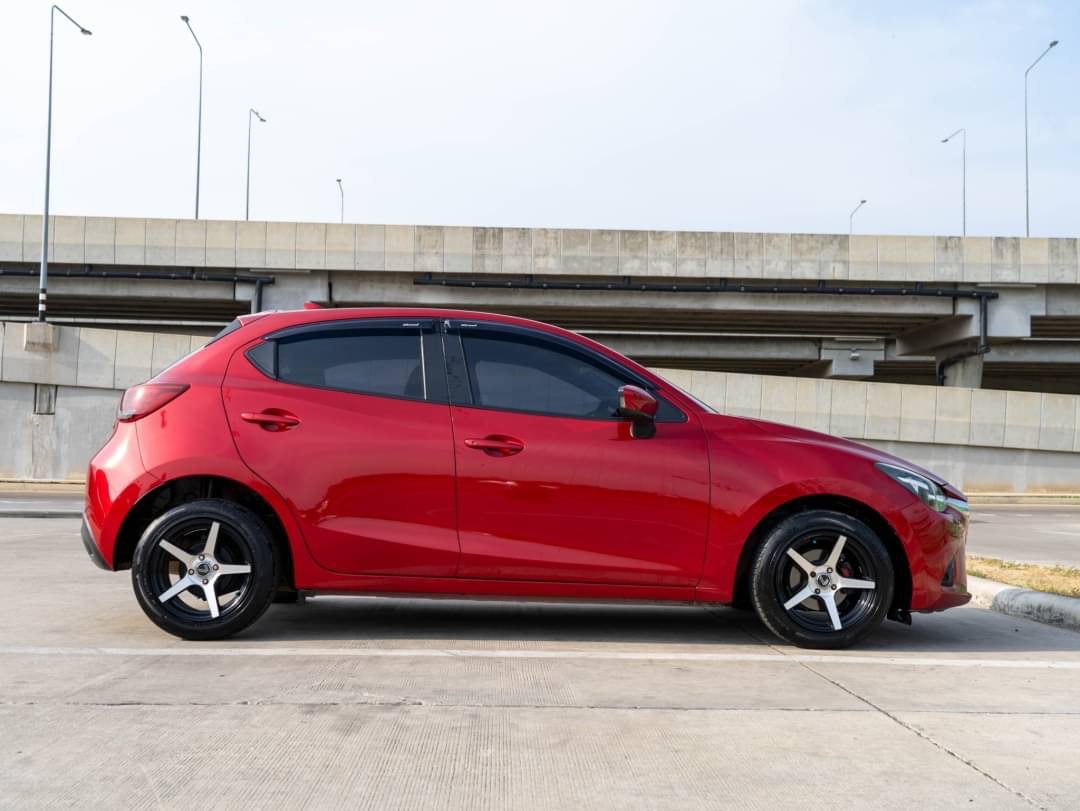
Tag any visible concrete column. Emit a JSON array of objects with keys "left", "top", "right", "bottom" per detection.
[{"left": 938, "top": 353, "right": 984, "bottom": 388}]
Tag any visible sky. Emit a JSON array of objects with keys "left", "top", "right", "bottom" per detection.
[{"left": 1, "top": 0, "right": 1077, "bottom": 237}]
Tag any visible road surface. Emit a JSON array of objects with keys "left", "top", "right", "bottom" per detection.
[
  {"left": 1, "top": 515, "right": 1078, "bottom": 809},
  {"left": 968, "top": 505, "right": 1080, "bottom": 567}
]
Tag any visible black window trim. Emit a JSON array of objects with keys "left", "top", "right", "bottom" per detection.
[
  {"left": 265, "top": 317, "right": 437, "bottom": 342},
  {"left": 446, "top": 319, "right": 686, "bottom": 423},
  {"left": 244, "top": 317, "right": 447, "bottom": 404}
]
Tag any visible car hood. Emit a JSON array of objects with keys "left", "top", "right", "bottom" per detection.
[{"left": 702, "top": 413, "right": 955, "bottom": 491}]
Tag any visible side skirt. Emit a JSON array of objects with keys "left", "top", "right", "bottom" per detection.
[{"left": 294, "top": 573, "right": 709, "bottom": 605}]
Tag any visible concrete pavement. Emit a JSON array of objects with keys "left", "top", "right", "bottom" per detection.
[
  {"left": 968, "top": 505, "right": 1080, "bottom": 567},
  {"left": 2, "top": 516, "right": 1080, "bottom": 809}
]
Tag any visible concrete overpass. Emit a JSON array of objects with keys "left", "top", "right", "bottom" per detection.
[{"left": 1, "top": 213, "right": 1078, "bottom": 393}]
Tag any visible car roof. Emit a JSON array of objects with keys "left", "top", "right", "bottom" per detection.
[
  {"left": 232, "top": 306, "right": 663, "bottom": 386},
  {"left": 239, "top": 306, "right": 572, "bottom": 338}
]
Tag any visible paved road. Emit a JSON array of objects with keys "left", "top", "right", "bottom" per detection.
[
  {"left": 2, "top": 517, "right": 1079, "bottom": 809},
  {"left": 968, "top": 505, "right": 1080, "bottom": 567}
]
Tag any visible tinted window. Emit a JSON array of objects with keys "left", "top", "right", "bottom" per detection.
[
  {"left": 276, "top": 330, "right": 426, "bottom": 399},
  {"left": 246, "top": 340, "right": 276, "bottom": 377},
  {"left": 461, "top": 333, "right": 623, "bottom": 418}
]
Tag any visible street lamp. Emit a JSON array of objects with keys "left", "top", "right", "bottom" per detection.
[
  {"left": 180, "top": 15, "right": 202, "bottom": 219},
  {"left": 336, "top": 178, "right": 344, "bottom": 223},
  {"left": 245, "top": 108, "right": 266, "bottom": 221},
  {"left": 39, "top": 5, "right": 92, "bottom": 322},
  {"left": 941, "top": 128, "right": 966, "bottom": 236},
  {"left": 849, "top": 199, "right": 867, "bottom": 237},
  {"left": 1024, "top": 39, "right": 1059, "bottom": 237}
]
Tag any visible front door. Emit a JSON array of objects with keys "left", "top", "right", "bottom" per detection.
[
  {"left": 224, "top": 319, "right": 459, "bottom": 576},
  {"left": 446, "top": 322, "right": 710, "bottom": 586}
]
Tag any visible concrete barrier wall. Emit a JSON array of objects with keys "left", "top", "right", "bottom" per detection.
[
  {"left": 0, "top": 321, "right": 214, "bottom": 481},
  {"left": 0, "top": 381, "right": 121, "bottom": 481},
  {"left": 659, "top": 368, "right": 1080, "bottom": 494},
  {"left": 657, "top": 369, "right": 1080, "bottom": 455},
  {"left": 1, "top": 321, "right": 1078, "bottom": 491},
  {"left": 3, "top": 213, "right": 1079, "bottom": 285},
  {"left": 0, "top": 321, "right": 211, "bottom": 389}
]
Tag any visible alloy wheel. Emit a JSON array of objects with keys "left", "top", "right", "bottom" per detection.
[
  {"left": 148, "top": 519, "right": 254, "bottom": 622},
  {"left": 775, "top": 533, "right": 879, "bottom": 633}
]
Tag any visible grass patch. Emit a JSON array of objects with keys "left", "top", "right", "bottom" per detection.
[{"left": 968, "top": 556, "right": 1080, "bottom": 599}]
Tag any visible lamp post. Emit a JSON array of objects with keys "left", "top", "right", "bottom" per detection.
[
  {"left": 180, "top": 15, "right": 202, "bottom": 219},
  {"left": 336, "top": 178, "right": 344, "bottom": 223},
  {"left": 1025, "top": 40, "right": 1059, "bottom": 237},
  {"left": 245, "top": 108, "right": 266, "bottom": 221},
  {"left": 39, "top": 5, "right": 92, "bottom": 322},
  {"left": 941, "top": 128, "right": 966, "bottom": 236},
  {"left": 849, "top": 199, "right": 867, "bottom": 237}
]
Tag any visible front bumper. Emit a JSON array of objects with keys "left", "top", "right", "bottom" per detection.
[
  {"left": 908, "top": 499, "right": 971, "bottom": 612},
  {"left": 81, "top": 513, "right": 110, "bottom": 571}
]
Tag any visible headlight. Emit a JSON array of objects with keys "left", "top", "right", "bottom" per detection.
[{"left": 875, "top": 462, "right": 947, "bottom": 512}]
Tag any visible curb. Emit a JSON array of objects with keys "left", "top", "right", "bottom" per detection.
[
  {"left": 968, "top": 494, "right": 1080, "bottom": 505},
  {"left": 968, "top": 575, "right": 1080, "bottom": 633},
  {"left": 0, "top": 511, "right": 82, "bottom": 519},
  {"left": 0, "top": 482, "right": 86, "bottom": 494}
]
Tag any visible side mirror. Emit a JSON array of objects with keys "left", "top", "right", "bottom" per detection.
[{"left": 616, "top": 384, "right": 657, "bottom": 438}]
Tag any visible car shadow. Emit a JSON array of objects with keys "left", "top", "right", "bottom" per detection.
[
  {"left": 241, "top": 596, "right": 1080, "bottom": 655},
  {"left": 251, "top": 598, "right": 739, "bottom": 646}
]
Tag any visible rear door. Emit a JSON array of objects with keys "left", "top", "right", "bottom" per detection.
[{"left": 223, "top": 318, "right": 459, "bottom": 576}]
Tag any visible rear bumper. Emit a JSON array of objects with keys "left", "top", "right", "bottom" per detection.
[
  {"left": 85, "top": 420, "right": 148, "bottom": 570},
  {"left": 81, "top": 513, "right": 111, "bottom": 571}
]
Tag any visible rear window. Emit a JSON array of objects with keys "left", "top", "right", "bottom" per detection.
[{"left": 207, "top": 319, "right": 243, "bottom": 345}]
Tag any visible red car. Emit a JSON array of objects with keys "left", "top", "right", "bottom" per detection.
[{"left": 82, "top": 308, "right": 970, "bottom": 648}]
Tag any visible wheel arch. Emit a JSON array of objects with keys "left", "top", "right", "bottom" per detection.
[
  {"left": 112, "top": 475, "right": 295, "bottom": 590},
  {"left": 730, "top": 493, "right": 912, "bottom": 612}
]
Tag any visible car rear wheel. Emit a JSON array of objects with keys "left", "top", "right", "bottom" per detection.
[
  {"left": 749, "top": 510, "right": 894, "bottom": 649},
  {"left": 131, "top": 499, "right": 277, "bottom": 640}
]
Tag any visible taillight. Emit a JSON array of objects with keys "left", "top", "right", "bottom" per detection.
[{"left": 118, "top": 383, "right": 190, "bottom": 422}]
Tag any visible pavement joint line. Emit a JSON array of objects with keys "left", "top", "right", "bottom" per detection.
[
  {"left": 2, "top": 645, "right": 1080, "bottom": 669},
  {"left": 730, "top": 616, "right": 1040, "bottom": 807},
  {"left": 733, "top": 617, "right": 1042, "bottom": 807},
  {"left": 5, "top": 700, "right": 1080, "bottom": 715},
  {"left": 4, "top": 700, "right": 1079, "bottom": 714},
  {"left": 796, "top": 658, "right": 1044, "bottom": 809}
]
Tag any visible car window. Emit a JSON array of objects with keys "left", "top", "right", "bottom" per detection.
[
  {"left": 461, "top": 333, "right": 624, "bottom": 419},
  {"left": 276, "top": 329, "right": 426, "bottom": 400}
]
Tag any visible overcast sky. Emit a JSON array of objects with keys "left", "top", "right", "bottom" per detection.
[{"left": 1, "top": 1, "right": 1077, "bottom": 237}]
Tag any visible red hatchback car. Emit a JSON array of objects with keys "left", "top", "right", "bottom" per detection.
[{"left": 83, "top": 308, "right": 970, "bottom": 648}]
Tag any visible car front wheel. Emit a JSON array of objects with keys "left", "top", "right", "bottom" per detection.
[
  {"left": 749, "top": 510, "right": 895, "bottom": 649},
  {"left": 131, "top": 499, "right": 278, "bottom": 640}
]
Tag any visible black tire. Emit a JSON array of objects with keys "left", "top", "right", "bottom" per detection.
[
  {"left": 132, "top": 499, "right": 278, "bottom": 640},
  {"left": 749, "top": 510, "right": 894, "bottom": 649}
]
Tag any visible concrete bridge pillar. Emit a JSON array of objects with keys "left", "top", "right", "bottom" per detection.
[{"left": 937, "top": 352, "right": 985, "bottom": 388}]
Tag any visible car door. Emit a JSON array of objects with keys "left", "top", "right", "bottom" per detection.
[
  {"left": 445, "top": 321, "right": 710, "bottom": 586},
  {"left": 223, "top": 318, "right": 459, "bottom": 577}
]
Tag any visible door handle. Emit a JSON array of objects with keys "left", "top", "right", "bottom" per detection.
[
  {"left": 240, "top": 410, "right": 300, "bottom": 430},
  {"left": 464, "top": 435, "right": 525, "bottom": 457}
]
